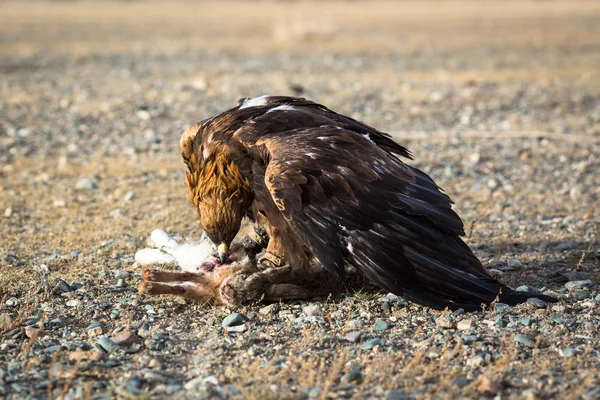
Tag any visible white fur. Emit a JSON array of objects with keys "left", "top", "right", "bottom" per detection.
[{"left": 135, "top": 229, "right": 216, "bottom": 271}]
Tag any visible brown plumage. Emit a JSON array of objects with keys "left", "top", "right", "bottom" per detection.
[{"left": 181, "top": 95, "right": 555, "bottom": 311}]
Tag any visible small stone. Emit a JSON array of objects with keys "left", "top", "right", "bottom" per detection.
[
  {"left": 44, "top": 345, "right": 62, "bottom": 353},
  {"left": 115, "top": 279, "right": 126, "bottom": 288},
  {"left": 554, "top": 242, "right": 574, "bottom": 252},
  {"left": 148, "top": 358, "right": 162, "bottom": 369},
  {"left": 347, "top": 319, "right": 363, "bottom": 330},
  {"left": 594, "top": 294, "right": 600, "bottom": 302},
  {"left": 75, "top": 179, "right": 98, "bottom": 190},
  {"left": 514, "top": 333, "right": 536, "bottom": 348},
  {"left": 494, "top": 303, "right": 509, "bottom": 312},
  {"left": 259, "top": 304, "right": 279, "bottom": 315},
  {"left": 145, "top": 304, "right": 155, "bottom": 314},
  {"left": 373, "top": 320, "right": 389, "bottom": 331},
  {"left": 308, "top": 387, "right": 322, "bottom": 398},
  {"left": 461, "top": 335, "right": 481, "bottom": 345},
  {"left": 575, "top": 289, "right": 590, "bottom": 300},
  {"left": 3, "top": 208, "right": 12, "bottom": 218},
  {"left": 112, "top": 331, "right": 141, "bottom": 346},
  {"left": 526, "top": 297, "right": 547, "bottom": 308},
  {"left": 466, "top": 354, "right": 488, "bottom": 367},
  {"left": 96, "top": 336, "right": 119, "bottom": 354},
  {"left": 565, "top": 280, "right": 593, "bottom": 290},
  {"left": 559, "top": 348, "right": 577, "bottom": 358},
  {"left": 386, "top": 390, "right": 409, "bottom": 400},
  {"left": 69, "top": 350, "right": 103, "bottom": 362},
  {"left": 166, "top": 385, "right": 182, "bottom": 395},
  {"left": 136, "top": 110, "right": 151, "bottom": 120},
  {"left": 124, "top": 192, "right": 135, "bottom": 202},
  {"left": 303, "top": 304, "right": 321, "bottom": 316},
  {"left": 361, "top": 338, "right": 383, "bottom": 351},
  {"left": 341, "top": 368, "right": 363, "bottom": 383},
  {"left": 548, "top": 313, "right": 567, "bottom": 324},
  {"left": 226, "top": 324, "right": 248, "bottom": 333},
  {"left": 222, "top": 313, "right": 247, "bottom": 328},
  {"left": 0, "top": 314, "right": 12, "bottom": 330},
  {"left": 66, "top": 299, "right": 81, "bottom": 307},
  {"left": 25, "top": 325, "right": 42, "bottom": 339},
  {"left": 452, "top": 377, "right": 469, "bottom": 388},
  {"left": 507, "top": 258, "right": 522, "bottom": 268},
  {"left": 86, "top": 322, "right": 104, "bottom": 337},
  {"left": 53, "top": 198, "right": 67, "bottom": 208},
  {"left": 516, "top": 285, "right": 542, "bottom": 295},
  {"left": 344, "top": 331, "right": 362, "bottom": 343},
  {"left": 487, "top": 178, "right": 499, "bottom": 190},
  {"left": 436, "top": 315, "right": 456, "bottom": 329},
  {"left": 52, "top": 278, "right": 74, "bottom": 294},
  {"left": 457, "top": 319, "right": 475, "bottom": 331},
  {"left": 518, "top": 317, "right": 533, "bottom": 326}
]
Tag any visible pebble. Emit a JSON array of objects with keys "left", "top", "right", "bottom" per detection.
[
  {"left": 466, "top": 353, "right": 490, "bottom": 367},
  {"left": 341, "top": 368, "right": 363, "bottom": 383},
  {"left": 226, "top": 324, "right": 248, "bottom": 333},
  {"left": 112, "top": 330, "right": 141, "bottom": 346},
  {"left": 559, "top": 348, "right": 578, "bottom": 358},
  {"left": 44, "top": 345, "right": 62, "bottom": 353},
  {"left": 565, "top": 280, "right": 593, "bottom": 290},
  {"left": 436, "top": 315, "right": 456, "bottom": 329},
  {"left": 66, "top": 299, "right": 81, "bottom": 307},
  {"left": 518, "top": 317, "right": 534, "bottom": 326},
  {"left": 303, "top": 304, "right": 321, "bottom": 316},
  {"left": 86, "top": 321, "right": 104, "bottom": 337},
  {"left": 115, "top": 279, "right": 126, "bottom": 288},
  {"left": 259, "top": 304, "right": 279, "bottom": 315},
  {"left": 222, "top": 313, "right": 247, "bottom": 328},
  {"left": 574, "top": 289, "right": 590, "bottom": 300},
  {"left": 343, "top": 331, "right": 362, "bottom": 343},
  {"left": 495, "top": 303, "right": 509, "bottom": 312},
  {"left": 96, "top": 336, "right": 119, "bottom": 354},
  {"left": 507, "top": 258, "right": 522, "bottom": 268},
  {"left": 526, "top": 297, "right": 547, "bottom": 308},
  {"left": 452, "top": 377, "right": 469, "bottom": 388},
  {"left": 53, "top": 197, "right": 67, "bottom": 208},
  {"left": 457, "top": 319, "right": 475, "bottom": 331},
  {"left": 52, "top": 278, "right": 74, "bottom": 294},
  {"left": 516, "top": 285, "right": 542, "bottom": 295},
  {"left": 347, "top": 319, "right": 363, "bottom": 330},
  {"left": 514, "top": 333, "right": 536, "bottom": 348},
  {"left": 361, "top": 338, "right": 383, "bottom": 351},
  {"left": 75, "top": 178, "right": 98, "bottom": 190},
  {"left": 373, "top": 320, "right": 389, "bottom": 331},
  {"left": 123, "top": 191, "right": 135, "bottom": 202},
  {"left": 386, "top": 390, "right": 409, "bottom": 400},
  {"left": 4, "top": 208, "right": 12, "bottom": 218}
]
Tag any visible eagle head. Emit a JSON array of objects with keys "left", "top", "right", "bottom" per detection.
[{"left": 186, "top": 149, "right": 253, "bottom": 262}]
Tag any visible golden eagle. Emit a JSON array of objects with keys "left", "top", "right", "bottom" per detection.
[{"left": 170, "top": 95, "right": 554, "bottom": 311}]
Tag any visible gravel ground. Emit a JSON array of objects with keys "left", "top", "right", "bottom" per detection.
[{"left": 1, "top": 1, "right": 599, "bottom": 399}]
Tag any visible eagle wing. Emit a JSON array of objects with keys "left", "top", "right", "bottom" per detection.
[{"left": 246, "top": 126, "right": 504, "bottom": 310}]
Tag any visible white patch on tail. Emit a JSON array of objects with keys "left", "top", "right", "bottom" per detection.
[
  {"left": 267, "top": 104, "right": 296, "bottom": 113},
  {"left": 239, "top": 95, "right": 271, "bottom": 109}
]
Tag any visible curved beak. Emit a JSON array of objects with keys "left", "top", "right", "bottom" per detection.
[{"left": 217, "top": 242, "right": 229, "bottom": 263}]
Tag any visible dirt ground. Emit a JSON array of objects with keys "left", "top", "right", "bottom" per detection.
[{"left": 1, "top": 1, "right": 599, "bottom": 399}]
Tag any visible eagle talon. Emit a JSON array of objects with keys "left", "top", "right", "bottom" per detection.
[
  {"left": 241, "top": 226, "right": 270, "bottom": 257},
  {"left": 257, "top": 251, "right": 285, "bottom": 270}
]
